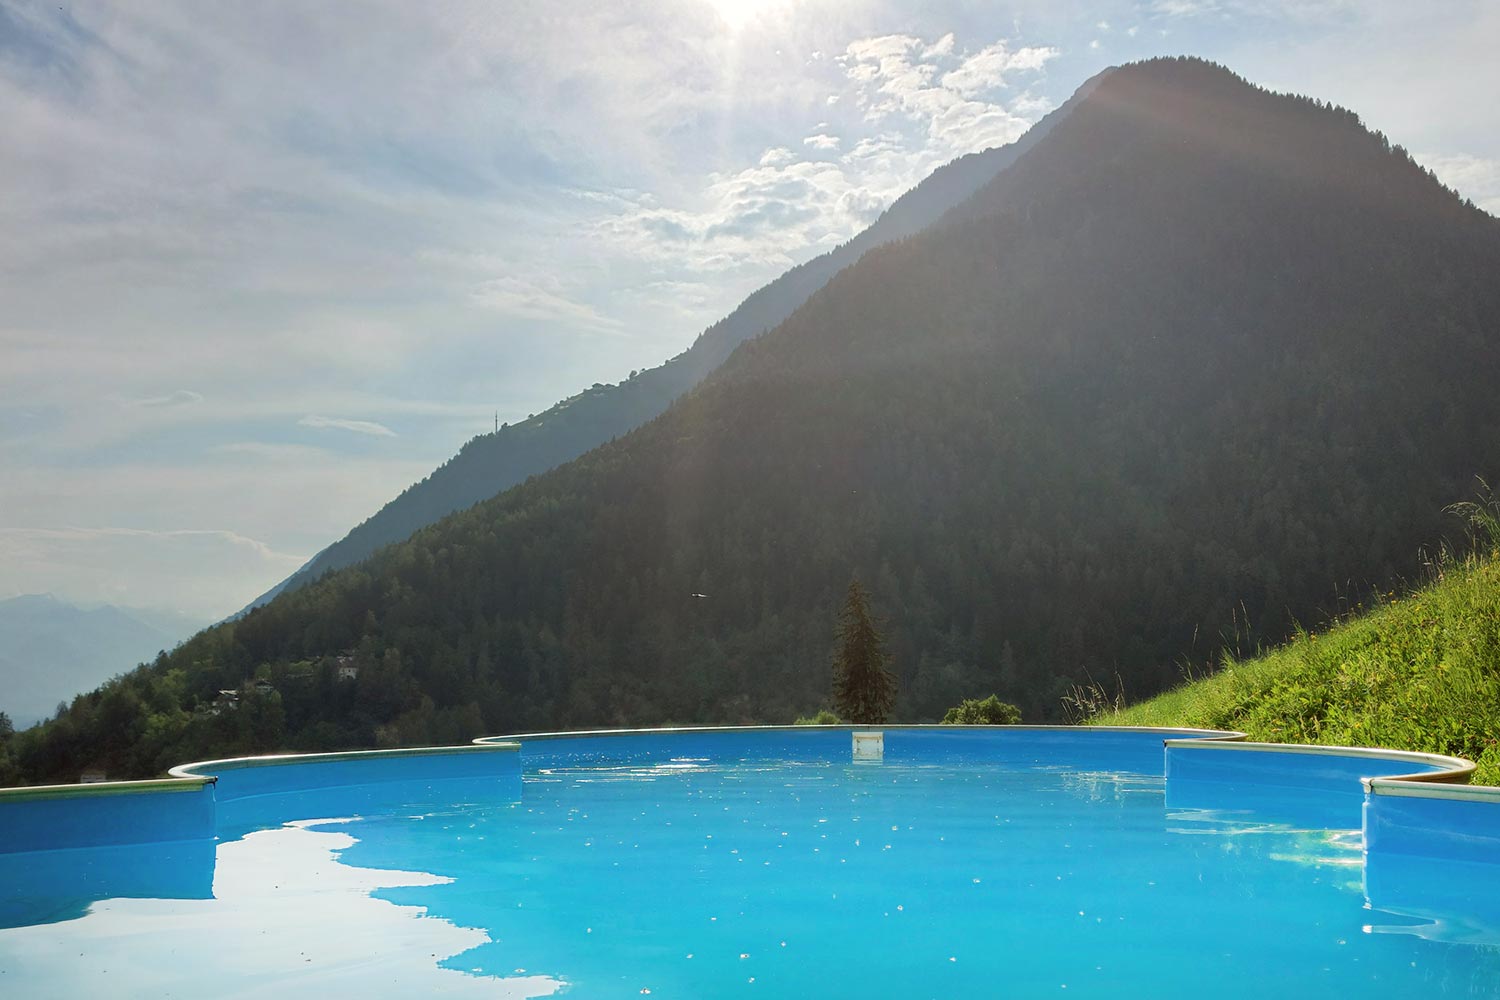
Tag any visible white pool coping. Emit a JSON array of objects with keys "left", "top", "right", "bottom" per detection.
[
  {"left": 473, "top": 722, "right": 1247, "bottom": 744},
  {"left": 1163, "top": 737, "right": 1479, "bottom": 793},
  {"left": 169, "top": 741, "right": 519, "bottom": 779},
  {"left": 0, "top": 775, "right": 216, "bottom": 803}
]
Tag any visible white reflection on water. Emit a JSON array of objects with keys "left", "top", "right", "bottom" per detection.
[{"left": 0, "top": 820, "right": 564, "bottom": 999}]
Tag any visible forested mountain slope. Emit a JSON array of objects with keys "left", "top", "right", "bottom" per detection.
[
  {"left": 12, "top": 57, "right": 1500, "bottom": 783},
  {"left": 239, "top": 73, "right": 1109, "bottom": 615}
]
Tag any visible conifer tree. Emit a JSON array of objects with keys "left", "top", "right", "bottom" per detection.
[{"left": 831, "top": 579, "right": 897, "bottom": 724}]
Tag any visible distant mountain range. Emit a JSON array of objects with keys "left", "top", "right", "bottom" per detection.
[
  {"left": 13, "top": 57, "right": 1500, "bottom": 784},
  {"left": 238, "top": 69, "right": 1113, "bottom": 616},
  {"left": 0, "top": 595, "right": 203, "bottom": 727}
]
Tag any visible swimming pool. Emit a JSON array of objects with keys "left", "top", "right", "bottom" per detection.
[{"left": 1, "top": 727, "right": 1498, "bottom": 998}]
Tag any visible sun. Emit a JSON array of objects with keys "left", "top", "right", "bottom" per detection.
[{"left": 701, "top": 0, "right": 785, "bottom": 31}]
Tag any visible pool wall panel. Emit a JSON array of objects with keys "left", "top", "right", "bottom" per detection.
[
  {"left": 173, "top": 744, "right": 523, "bottom": 837},
  {"left": 1364, "top": 785, "right": 1500, "bottom": 863},
  {"left": 1164, "top": 741, "right": 1467, "bottom": 828},
  {"left": 175, "top": 744, "right": 522, "bottom": 801},
  {"left": 0, "top": 780, "right": 215, "bottom": 854}
]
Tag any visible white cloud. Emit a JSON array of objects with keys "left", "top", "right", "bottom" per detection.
[
  {"left": 925, "top": 33, "right": 957, "bottom": 58},
  {"left": 841, "top": 34, "right": 1058, "bottom": 158},
  {"left": 596, "top": 31, "right": 1058, "bottom": 276},
  {"left": 1417, "top": 152, "right": 1500, "bottom": 214},
  {"left": 133, "top": 390, "right": 204, "bottom": 408},
  {"left": 0, "top": 526, "right": 308, "bottom": 619},
  {"left": 209, "top": 442, "right": 334, "bottom": 461},
  {"left": 0, "top": 450, "right": 437, "bottom": 615},
  {"left": 1150, "top": 0, "right": 1221, "bottom": 14},
  {"left": 299, "top": 415, "right": 398, "bottom": 437},
  {"left": 470, "top": 274, "right": 625, "bottom": 333},
  {"left": 941, "top": 40, "right": 1061, "bottom": 97},
  {"left": 1147, "top": 0, "right": 1360, "bottom": 22}
]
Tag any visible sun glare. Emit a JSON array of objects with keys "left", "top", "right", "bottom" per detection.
[{"left": 703, "top": 0, "right": 784, "bottom": 31}]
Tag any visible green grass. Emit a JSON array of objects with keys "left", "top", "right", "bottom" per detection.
[{"left": 1099, "top": 550, "right": 1500, "bottom": 786}]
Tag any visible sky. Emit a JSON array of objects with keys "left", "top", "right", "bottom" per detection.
[{"left": 2, "top": 0, "right": 1498, "bottom": 621}]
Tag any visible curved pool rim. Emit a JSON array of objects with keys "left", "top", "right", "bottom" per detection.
[
  {"left": 166, "top": 741, "right": 522, "bottom": 781},
  {"left": 477, "top": 722, "right": 1480, "bottom": 789},
  {"left": 0, "top": 725, "right": 1491, "bottom": 859},
  {"left": 0, "top": 724, "right": 1483, "bottom": 804},
  {"left": 473, "top": 722, "right": 1245, "bottom": 745}
]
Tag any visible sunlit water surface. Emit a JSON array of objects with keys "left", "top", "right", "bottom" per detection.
[{"left": 3, "top": 757, "right": 1499, "bottom": 998}]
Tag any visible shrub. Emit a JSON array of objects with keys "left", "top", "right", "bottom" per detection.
[{"left": 942, "top": 695, "right": 1022, "bottom": 725}]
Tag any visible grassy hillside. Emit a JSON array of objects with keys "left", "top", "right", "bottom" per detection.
[{"left": 1100, "top": 523, "right": 1500, "bottom": 786}]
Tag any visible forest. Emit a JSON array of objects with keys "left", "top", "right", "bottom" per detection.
[{"left": 7, "top": 58, "right": 1500, "bottom": 785}]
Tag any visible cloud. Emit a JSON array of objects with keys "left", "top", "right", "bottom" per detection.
[
  {"left": 840, "top": 34, "right": 1058, "bottom": 158},
  {"left": 0, "top": 450, "right": 437, "bottom": 615},
  {"left": 208, "top": 442, "right": 333, "bottom": 461},
  {"left": 469, "top": 274, "right": 624, "bottom": 333},
  {"left": 1417, "top": 152, "right": 1500, "bottom": 214},
  {"left": 3, "top": 526, "right": 293, "bottom": 561},
  {"left": 940, "top": 40, "right": 1060, "bottom": 97},
  {"left": 299, "top": 414, "right": 397, "bottom": 437},
  {"left": 0, "top": 526, "right": 309, "bottom": 619},
  {"left": 1146, "top": 0, "right": 1358, "bottom": 21},
  {"left": 132, "top": 389, "right": 203, "bottom": 408},
  {"left": 1149, "top": 0, "right": 1221, "bottom": 14},
  {"left": 596, "top": 31, "right": 1058, "bottom": 275}
]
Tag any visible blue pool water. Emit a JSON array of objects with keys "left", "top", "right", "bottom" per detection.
[{"left": 2, "top": 729, "right": 1499, "bottom": 998}]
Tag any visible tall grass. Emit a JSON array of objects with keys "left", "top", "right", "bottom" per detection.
[{"left": 1099, "top": 488, "right": 1500, "bottom": 785}]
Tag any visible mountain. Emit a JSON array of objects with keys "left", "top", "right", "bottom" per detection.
[
  {"left": 0, "top": 595, "right": 201, "bottom": 728},
  {"left": 11, "top": 57, "right": 1500, "bottom": 783},
  {"left": 238, "top": 70, "right": 1112, "bottom": 614}
]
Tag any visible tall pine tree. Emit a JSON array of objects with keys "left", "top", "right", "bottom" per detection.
[{"left": 832, "top": 580, "right": 897, "bottom": 724}]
